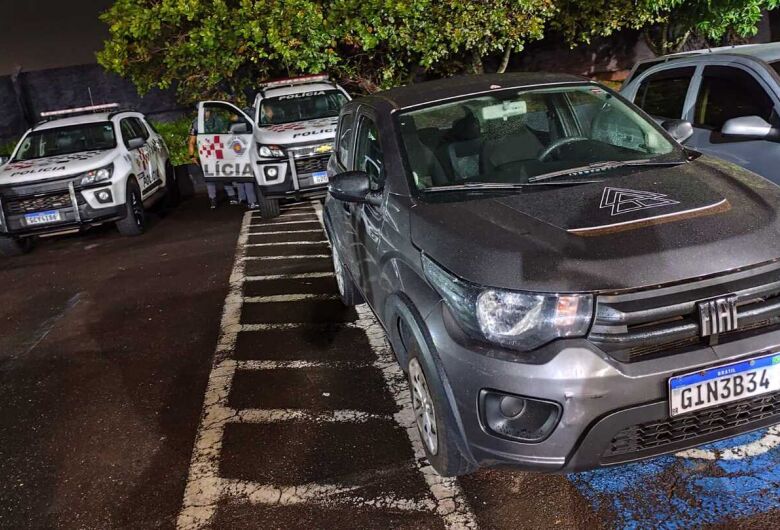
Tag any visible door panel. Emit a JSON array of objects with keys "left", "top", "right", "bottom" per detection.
[
  {"left": 688, "top": 65, "right": 780, "bottom": 183},
  {"left": 632, "top": 66, "right": 696, "bottom": 122},
  {"left": 197, "top": 101, "right": 256, "bottom": 181},
  {"left": 120, "top": 118, "right": 157, "bottom": 197},
  {"left": 352, "top": 113, "right": 387, "bottom": 308}
]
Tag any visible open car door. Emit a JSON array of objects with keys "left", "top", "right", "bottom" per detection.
[{"left": 197, "top": 101, "right": 256, "bottom": 182}]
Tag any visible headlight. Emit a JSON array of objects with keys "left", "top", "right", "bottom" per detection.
[
  {"left": 422, "top": 254, "right": 593, "bottom": 351},
  {"left": 78, "top": 164, "right": 114, "bottom": 186},
  {"left": 258, "top": 144, "right": 284, "bottom": 158}
]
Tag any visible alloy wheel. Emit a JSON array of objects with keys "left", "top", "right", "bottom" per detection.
[
  {"left": 409, "top": 358, "right": 439, "bottom": 455},
  {"left": 332, "top": 245, "right": 346, "bottom": 296},
  {"left": 131, "top": 190, "right": 144, "bottom": 228}
]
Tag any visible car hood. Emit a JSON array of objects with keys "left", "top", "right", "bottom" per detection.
[
  {"left": 256, "top": 117, "right": 338, "bottom": 146},
  {"left": 0, "top": 150, "right": 117, "bottom": 186},
  {"left": 411, "top": 156, "right": 780, "bottom": 293}
]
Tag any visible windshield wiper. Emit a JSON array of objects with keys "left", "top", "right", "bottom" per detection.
[
  {"left": 421, "top": 179, "right": 605, "bottom": 193},
  {"left": 527, "top": 158, "right": 686, "bottom": 183}
]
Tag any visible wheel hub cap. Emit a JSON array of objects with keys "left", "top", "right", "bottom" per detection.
[{"left": 409, "top": 358, "right": 438, "bottom": 455}]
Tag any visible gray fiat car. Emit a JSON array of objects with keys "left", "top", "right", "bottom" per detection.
[{"left": 323, "top": 73, "right": 780, "bottom": 476}]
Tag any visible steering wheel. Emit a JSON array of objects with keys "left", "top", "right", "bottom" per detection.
[{"left": 537, "top": 136, "right": 589, "bottom": 162}]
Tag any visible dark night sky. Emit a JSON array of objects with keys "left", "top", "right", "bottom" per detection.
[{"left": 0, "top": 0, "right": 114, "bottom": 75}]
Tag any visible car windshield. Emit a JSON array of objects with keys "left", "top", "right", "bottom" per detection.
[
  {"left": 397, "top": 84, "right": 680, "bottom": 191},
  {"left": 13, "top": 122, "right": 116, "bottom": 161},
  {"left": 260, "top": 89, "right": 348, "bottom": 125}
]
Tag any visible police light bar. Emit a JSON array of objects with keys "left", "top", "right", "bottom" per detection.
[
  {"left": 40, "top": 103, "right": 120, "bottom": 117},
  {"left": 259, "top": 74, "right": 330, "bottom": 89}
]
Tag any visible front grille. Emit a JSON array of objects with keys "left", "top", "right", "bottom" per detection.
[
  {"left": 294, "top": 155, "right": 328, "bottom": 175},
  {"left": 589, "top": 264, "right": 780, "bottom": 362},
  {"left": 604, "top": 391, "right": 780, "bottom": 458},
  {"left": 6, "top": 192, "right": 73, "bottom": 214}
]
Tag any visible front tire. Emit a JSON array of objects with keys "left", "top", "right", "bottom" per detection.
[
  {"left": 0, "top": 236, "right": 34, "bottom": 257},
  {"left": 403, "top": 322, "right": 473, "bottom": 477},
  {"left": 257, "top": 187, "right": 280, "bottom": 219},
  {"left": 164, "top": 162, "right": 181, "bottom": 208},
  {"left": 116, "top": 180, "right": 146, "bottom": 236},
  {"left": 331, "top": 243, "right": 363, "bottom": 306}
]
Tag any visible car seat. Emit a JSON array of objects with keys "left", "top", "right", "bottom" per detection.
[
  {"left": 400, "top": 119, "right": 448, "bottom": 187},
  {"left": 443, "top": 111, "right": 482, "bottom": 180}
]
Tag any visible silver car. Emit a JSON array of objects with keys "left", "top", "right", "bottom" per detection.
[{"left": 621, "top": 42, "right": 780, "bottom": 184}]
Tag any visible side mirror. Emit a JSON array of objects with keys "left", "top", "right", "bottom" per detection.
[
  {"left": 662, "top": 119, "right": 694, "bottom": 144},
  {"left": 721, "top": 115, "right": 776, "bottom": 140},
  {"left": 0, "top": 155, "right": 9, "bottom": 166},
  {"left": 127, "top": 137, "right": 145, "bottom": 150},
  {"left": 329, "top": 170, "right": 381, "bottom": 206},
  {"left": 230, "top": 122, "right": 250, "bottom": 134}
]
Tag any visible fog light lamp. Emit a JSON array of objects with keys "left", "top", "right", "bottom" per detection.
[
  {"left": 479, "top": 390, "right": 561, "bottom": 443},
  {"left": 265, "top": 166, "right": 279, "bottom": 178},
  {"left": 96, "top": 189, "right": 113, "bottom": 204}
]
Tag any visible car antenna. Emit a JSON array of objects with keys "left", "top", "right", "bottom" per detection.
[{"left": 88, "top": 87, "right": 95, "bottom": 107}]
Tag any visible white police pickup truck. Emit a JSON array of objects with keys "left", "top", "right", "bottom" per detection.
[
  {"left": 197, "top": 74, "right": 350, "bottom": 218},
  {"left": 0, "top": 104, "right": 177, "bottom": 256}
]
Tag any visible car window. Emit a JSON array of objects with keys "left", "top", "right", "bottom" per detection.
[
  {"left": 200, "top": 103, "right": 251, "bottom": 134},
  {"left": 13, "top": 122, "right": 116, "bottom": 161},
  {"left": 120, "top": 118, "right": 143, "bottom": 148},
  {"left": 398, "top": 84, "right": 679, "bottom": 191},
  {"left": 259, "top": 90, "right": 348, "bottom": 125},
  {"left": 337, "top": 112, "right": 355, "bottom": 166},
  {"left": 635, "top": 67, "right": 695, "bottom": 120},
  {"left": 694, "top": 66, "right": 775, "bottom": 130},
  {"left": 354, "top": 116, "right": 384, "bottom": 189},
  {"left": 131, "top": 118, "right": 150, "bottom": 140}
]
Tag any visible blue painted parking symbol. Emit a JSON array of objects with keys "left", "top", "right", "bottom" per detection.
[{"left": 569, "top": 427, "right": 780, "bottom": 528}]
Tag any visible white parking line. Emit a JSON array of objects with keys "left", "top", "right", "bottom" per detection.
[
  {"left": 245, "top": 272, "right": 334, "bottom": 281},
  {"left": 235, "top": 360, "right": 372, "bottom": 370},
  {"left": 242, "top": 255, "right": 331, "bottom": 260},
  {"left": 179, "top": 206, "right": 479, "bottom": 530},
  {"left": 243, "top": 294, "right": 338, "bottom": 303},
  {"left": 248, "top": 220, "right": 321, "bottom": 228},
  {"left": 221, "top": 479, "right": 435, "bottom": 512},
  {"left": 237, "top": 322, "right": 361, "bottom": 332},
  {"left": 313, "top": 202, "right": 479, "bottom": 529},
  {"left": 177, "top": 207, "right": 249, "bottom": 530},
  {"left": 246, "top": 241, "right": 329, "bottom": 247},
  {"left": 236, "top": 409, "right": 391, "bottom": 424},
  {"left": 247, "top": 229, "right": 324, "bottom": 235}
]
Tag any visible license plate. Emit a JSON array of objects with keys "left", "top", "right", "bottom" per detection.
[
  {"left": 24, "top": 210, "right": 61, "bottom": 226},
  {"left": 669, "top": 352, "right": 780, "bottom": 417},
  {"left": 312, "top": 171, "right": 329, "bottom": 184}
]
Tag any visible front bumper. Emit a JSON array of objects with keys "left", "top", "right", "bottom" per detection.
[
  {"left": 204, "top": 149, "right": 330, "bottom": 201},
  {"left": 426, "top": 302, "right": 780, "bottom": 472},
  {"left": 0, "top": 179, "right": 125, "bottom": 238},
  {"left": 258, "top": 151, "right": 330, "bottom": 200}
]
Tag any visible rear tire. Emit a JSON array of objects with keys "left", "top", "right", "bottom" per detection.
[
  {"left": 0, "top": 236, "right": 34, "bottom": 257},
  {"left": 331, "top": 242, "right": 363, "bottom": 306},
  {"left": 163, "top": 162, "right": 181, "bottom": 209},
  {"left": 402, "top": 321, "right": 474, "bottom": 477},
  {"left": 116, "top": 180, "right": 146, "bottom": 236},
  {"left": 257, "top": 187, "right": 280, "bottom": 219}
]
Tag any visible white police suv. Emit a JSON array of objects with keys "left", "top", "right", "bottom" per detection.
[
  {"left": 0, "top": 104, "right": 176, "bottom": 256},
  {"left": 197, "top": 74, "right": 350, "bottom": 218}
]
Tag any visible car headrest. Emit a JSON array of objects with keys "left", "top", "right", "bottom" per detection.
[{"left": 450, "top": 111, "right": 480, "bottom": 141}]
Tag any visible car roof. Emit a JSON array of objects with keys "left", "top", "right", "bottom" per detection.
[
  {"left": 367, "top": 73, "right": 586, "bottom": 109},
  {"left": 260, "top": 82, "right": 339, "bottom": 99},
  {"left": 33, "top": 111, "right": 137, "bottom": 131},
  {"left": 650, "top": 42, "right": 780, "bottom": 65}
]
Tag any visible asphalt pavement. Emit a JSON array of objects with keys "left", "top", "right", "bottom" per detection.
[{"left": 1, "top": 197, "right": 778, "bottom": 529}]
